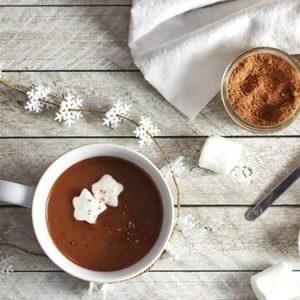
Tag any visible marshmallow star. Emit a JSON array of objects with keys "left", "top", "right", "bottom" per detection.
[
  {"left": 73, "top": 189, "right": 107, "bottom": 224},
  {"left": 92, "top": 174, "right": 124, "bottom": 207}
]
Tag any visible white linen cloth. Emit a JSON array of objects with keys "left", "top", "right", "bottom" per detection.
[{"left": 129, "top": 0, "right": 300, "bottom": 119}]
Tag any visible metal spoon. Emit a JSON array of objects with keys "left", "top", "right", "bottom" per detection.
[{"left": 246, "top": 165, "right": 300, "bottom": 221}]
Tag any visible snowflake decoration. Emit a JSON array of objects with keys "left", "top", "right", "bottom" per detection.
[
  {"left": 24, "top": 85, "right": 52, "bottom": 113},
  {"left": 55, "top": 92, "right": 83, "bottom": 127},
  {"left": 161, "top": 156, "right": 185, "bottom": 179},
  {"left": 88, "top": 282, "right": 94, "bottom": 295},
  {"left": 163, "top": 215, "right": 197, "bottom": 260},
  {"left": 134, "top": 116, "right": 160, "bottom": 147},
  {"left": 176, "top": 214, "right": 196, "bottom": 233},
  {"left": 88, "top": 282, "right": 108, "bottom": 298},
  {"left": 230, "top": 164, "right": 253, "bottom": 183},
  {"left": 0, "top": 253, "right": 13, "bottom": 277},
  {"left": 229, "top": 158, "right": 262, "bottom": 185},
  {"left": 164, "top": 241, "right": 182, "bottom": 261},
  {"left": 103, "top": 101, "right": 131, "bottom": 129}
]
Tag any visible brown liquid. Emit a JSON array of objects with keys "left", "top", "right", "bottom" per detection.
[{"left": 46, "top": 157, "right": 163, "bottom": 271}]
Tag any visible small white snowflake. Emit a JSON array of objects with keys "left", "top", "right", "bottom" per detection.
[
  {"left": 55, "top": 92, "right": 83, "bottom": 127},
  {"left": 88, "top": 282, "right": 94, "bottom": 295},
  {"left": 24, "top": 85, "right": 52, "bottom": 113},
  {"left": 176, "top": 214, "right": 196, "bottom": 233},
  {"left": 161, "top": 156, "right": 185, "bottom": 179},
  {"left": 134, "top": 116, "right": 160, "bottom": 147},
  {"left": 88, "top": 282, "right": 108, "bottom": 298},
  {"left": 103, "top": 101, "right": 131, "bottom": 129},
  {"left": 164, "top": 241, "right": 182, "bottom": 261},
  {"left": 0, "top": 253, "right": 13, "bottom": 277},
  {"left": 229, "top": 162, "right": 258, "bottom": 185},
  {"left": 100, "top": 283, "right": 108, "bottom": 299}
]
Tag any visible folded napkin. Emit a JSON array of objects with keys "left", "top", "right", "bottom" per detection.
[{"left": 129, "top": 0, "right": 300, "bottom": 119}]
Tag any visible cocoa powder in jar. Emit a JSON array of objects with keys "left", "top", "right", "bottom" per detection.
[{"left": 227, "top": 52, "right": 300, "bottom": 126}]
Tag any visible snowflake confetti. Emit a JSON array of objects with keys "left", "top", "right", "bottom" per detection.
[
  {"left": 164, "top": 241, "right": 182, "bottom": 261},
  {"left": 24, "top": 85, "right": 52, "bottom": 113},
  {"left": 163, "top": 214, "right": 198, "bottom": 260},
  {"left": 103, "top": 101, "right": 131, "bottom": 129},
  {"left": 55, "top": 92, "right": 83, "bottom": 127},
  {"left": 229, "top": 160, "right": 261, "bottom": 185},
  {"left": 88, "top": 282, "right": 108, "bottom": 298},
  {"left": 233, "top": 165, "right": 253, "bottom": 181},
  {"left": 161, "top": 156, "right": 186, "bottom": 179},
  {"left": 88, "top": 282, "right": 94, "bottom": 295},
  {"left": 176, "top": 214, "right": 196, "bottom": 233},
  {"left": 134, "top": 116, "right": 160, "bottom": 147},
  {"left": 0, "top": 253, "right": 13, "bottom": 277}
]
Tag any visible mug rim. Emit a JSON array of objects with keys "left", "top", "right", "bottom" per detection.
[{"left": 32, "top": 143, "right": 174, "bottom": 282}]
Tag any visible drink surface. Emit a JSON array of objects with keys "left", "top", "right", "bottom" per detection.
[{"left": 47, "top": 156, "right": 163, "bottom": 271}]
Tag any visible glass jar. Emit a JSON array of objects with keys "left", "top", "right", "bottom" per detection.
[{"left": 221, "top": 47, "right": 300, "bottom": 133}]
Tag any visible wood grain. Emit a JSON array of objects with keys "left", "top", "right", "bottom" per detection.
[
  {"left": 1, "top": 3, "right": 300, "bottom": 299},
  {"left": 1, "top": 207, "right": 300, "bottom": 271},
  {"left": 0, "top": 6, "right": 133, "bottom": 70},
  {"left": 0, "top": 1, "right": 131, "bottom": 4},
  {"left": 0, "top": 271, "right": 258, "bottom": 300},
  {"left": 2, "top": 72, "right": 300, "bottom": 136},
  {"left": 0, "top": 6, "right": 297, "bottom": 73},
  {"left": 0, "top": 138, "right": 300, "bottom": 205}
]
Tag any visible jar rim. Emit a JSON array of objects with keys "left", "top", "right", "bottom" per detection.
[{"left": 221, "top": 47, "right": 300, "bottom": 133}]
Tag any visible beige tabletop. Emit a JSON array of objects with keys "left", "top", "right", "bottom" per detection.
[{"left": 0, "top": 2, "right": 300, "bottom": 299}]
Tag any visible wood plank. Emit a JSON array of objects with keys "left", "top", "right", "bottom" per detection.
[
  {"left": 0, "top": 138, "right": 300, "bottom": 205},
  {"left": 0, "top": 1, "right": 131, "bottom": 4},
  {"left": 0, "top": 271, "right": 257, "bottom": 300},
  {"left": 1, "top": 207, "right": 299, "bottom": 271},
  {"left": 2, "top": 72, "right": 300, "bottom": 136},
  {"left": 0, "top": 7, "right": 134, "bottom": 70},
  {"left": 1, "top": 5, "right": 297, "bottom": 72}
]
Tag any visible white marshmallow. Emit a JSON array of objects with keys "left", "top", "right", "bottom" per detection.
[
  {"left": 250, "top": 262, "right": 300, "bottom": 300},
  {"left": 199, "top": 135, "right": 243, "bottom": 175},
  {"left": 73, "top": 188, "right": 107, "bottom": 224},
  {"left": 92, "top": 174, "right": 124, "bottom": 207}
]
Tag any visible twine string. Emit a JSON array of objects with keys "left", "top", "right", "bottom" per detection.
[
  {"left": 39, "top": 99, "right": 60, "bottom": 108},
  {"left": 0, "top": 79, "right": 27, "bottom": 95}
]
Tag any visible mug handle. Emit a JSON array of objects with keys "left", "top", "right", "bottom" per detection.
[{"left": 0, "top": 180, "right": 35, "bottom": 208}]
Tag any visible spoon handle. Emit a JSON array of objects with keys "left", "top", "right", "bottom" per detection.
[{"left": 246, "top": 166, "right": 300, "bottom": 221}]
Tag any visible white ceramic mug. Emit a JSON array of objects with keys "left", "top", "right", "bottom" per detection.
[{"left": 0, "top": 144, "right": 174, "bottom": 282}]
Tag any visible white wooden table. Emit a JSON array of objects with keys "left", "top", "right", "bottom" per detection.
[{"left": 1, "top": 2, "right": 300, "bottom": 299}]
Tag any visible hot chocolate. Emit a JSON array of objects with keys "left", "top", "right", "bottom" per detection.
[{"left": 46, "top": 156, "right": 163, "bottom": 271}]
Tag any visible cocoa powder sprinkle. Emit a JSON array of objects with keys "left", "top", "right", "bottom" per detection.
[{"left": 227, "top": 52, "right": 300, "bottom": 126}]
